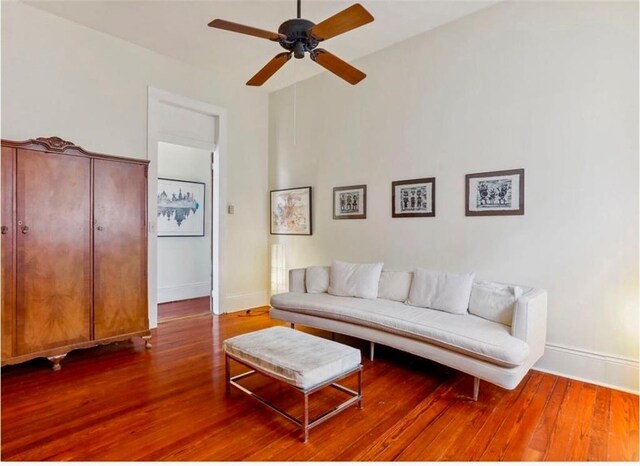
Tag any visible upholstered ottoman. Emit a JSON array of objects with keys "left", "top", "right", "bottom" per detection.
[{"left": 223, "top": 326, "right": 363, "bottom": 442}]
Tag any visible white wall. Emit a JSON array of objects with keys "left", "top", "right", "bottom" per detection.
[
  {"left": 157, "top": 142, "right": 212, "bottom": 304},
  {"left": 268, "top": 1, "right": 639, "bottom": 392},
  {"left": 1, "top": 1, "right": 270, "bottom": 320}
]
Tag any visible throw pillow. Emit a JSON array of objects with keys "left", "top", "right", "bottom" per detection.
[
  {"left": 328, "top": 260, "right": 384, "bottom": 300},
  {"left": 406, "top": 268, "right": 475, "bottom": 314},
  {"left": 378, "top": 271, "right": 413, "bottom": 302},
  {"left": 469, "top": 281, "right": 523, "bottom": 326},
  {"left": 305, "top": 266, "right": 330, "bottom": 293}
]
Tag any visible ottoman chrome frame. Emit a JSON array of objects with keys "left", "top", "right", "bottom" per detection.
[{"left": 225, "top": 353, "right": 363, "bottom": 442}]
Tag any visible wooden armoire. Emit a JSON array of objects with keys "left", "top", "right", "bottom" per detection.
[{"left": 1, "top": 137, "right": 151, "bottom": 370}]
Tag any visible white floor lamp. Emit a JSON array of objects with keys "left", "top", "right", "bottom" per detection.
[{"left": 271, "top": 243, "right": 287, "bottom": 296}]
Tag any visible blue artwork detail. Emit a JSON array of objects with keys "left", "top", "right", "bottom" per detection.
[{"left": 158, "top": 188, "right": 200, "bottom": 227}]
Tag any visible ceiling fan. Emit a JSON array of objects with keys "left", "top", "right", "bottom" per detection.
[{"left": 208, "top": 0, "right": 374, "bottom": 86}]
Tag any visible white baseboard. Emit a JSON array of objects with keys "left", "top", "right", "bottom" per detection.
[
  {"left": 534, "top": 342, "right": 639, "bottom": 394},
  {"left": 223, "top": 290, "right": 269, "bottom": 313},
  {"left": 158, "top": 282, "right": 210, "bottom": 304}
]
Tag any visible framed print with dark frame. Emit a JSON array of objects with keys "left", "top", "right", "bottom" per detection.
[
  {"left": 157, "top": 178, "right": 206, "bottom": 237},
  {"left": 270, "top": 186, "right": 312, "bottom": 235},
  {"left": 333, "top": 185, "right": 367, "bottom": 220},
  {"left": 465, "top": 169, "right": 525, "bottom": 216},
  {"left": 392, "top": 177, "right": 436, "bottom": 218}
]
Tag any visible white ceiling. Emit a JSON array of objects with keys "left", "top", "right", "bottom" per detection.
[{"left": 26, "top": 0, "right": 498, "bottom": 91}]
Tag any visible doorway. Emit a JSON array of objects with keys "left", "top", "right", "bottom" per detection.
[
  {"left": 147, "top": 87, "right": 225, "bottom": 327},
  {"left": 156, "top": 142, "right": 213, "bottom": 323}
]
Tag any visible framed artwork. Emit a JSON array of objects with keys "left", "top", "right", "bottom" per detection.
[
  {"left": 465, "top": 169, "right": 525, "bottom": 216},
  {"left": 333, "top": 185, "right": 367, "bottom": 220},
  {"left": 270, "top": 186, "right": 312, "bottom": 235},
  {"left": 392, "top": 178, "right": 436, "bottom": 218},
  {"left": 157, "top": 178, "right": 206, "bottom": 237}
]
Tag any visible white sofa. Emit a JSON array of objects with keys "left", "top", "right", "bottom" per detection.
[{"left": 270, "top": 267, "right": 547, "bottom": 399}]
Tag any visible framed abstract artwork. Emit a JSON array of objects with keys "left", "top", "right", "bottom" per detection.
[
  {"left": 333, "top": 185, "right": 367, "bottom": 220},
  {"left": 270, "top": 186, "right": 313, "bottom": 235},
  {"left": 157, "top": 178, "right": 206, "bottom": 237},
  {"left": 392, "top": 178, "right": 436, "bottom": 218},
  {"left": 465, "top": 169, "right": 525, "bottom": 216}
]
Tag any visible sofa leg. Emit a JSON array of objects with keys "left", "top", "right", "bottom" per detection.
[
  {"left": 369, "top": 342, "right": 375, "bottom": 361},
  {"left": 473, "top": 377, "right": 480, "bottom": 401},
  {"left": 290, "top": 323, "right": 295, "bottom": 329}
]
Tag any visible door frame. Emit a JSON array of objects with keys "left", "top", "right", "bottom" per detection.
[{"left": 147, "top": 87, "right": 226, "bottom": 326}]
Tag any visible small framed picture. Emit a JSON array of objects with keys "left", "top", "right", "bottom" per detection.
[
  {"left": 333, "top": 185, "right": 367, "bottom": 220},
  {"left": 465, "top": 169, "right": 524, "bottom": 216},
  {"left": 392, "top": 178, "right": 436, "bottom": 218},
  {"left": 157, "top": 178, "right": 206, "bottom": 237},
  {"left": 270, "top": 186, "right": 312, "bottom": 235}
]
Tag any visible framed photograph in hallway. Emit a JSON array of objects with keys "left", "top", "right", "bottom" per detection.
[
  {"left": 333, "top": 185, "right": 367, "bottom": 220},
  {"left": 270, "top": 186, "right": 312, "bottom": 235},
  {"left": 392, "top": 178, "right": 436, "bottom": 218},
  {"left": 157, "top": 178, "right": 206, "bottom": 237},
  {"left": 465, "top": 169, "right": 525, "bottom": 216}
]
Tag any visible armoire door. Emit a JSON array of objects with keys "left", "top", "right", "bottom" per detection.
[
  {"left": 15, "top": 150, "right": 92, "bottom": 355},
  {"left": 2, "top": 146, "right": 16, "bottom": 359},
  {"left": 93, "top": 159, "right": 147, "bottom": 339}
]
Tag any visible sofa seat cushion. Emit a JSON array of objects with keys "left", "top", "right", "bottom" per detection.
[{"left": 271, "top": 292, "right": 529, "bottom": 368}]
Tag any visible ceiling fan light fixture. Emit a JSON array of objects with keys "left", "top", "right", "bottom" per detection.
[{"left": 293, "top": 41, "right": 306, "bottom": 59}]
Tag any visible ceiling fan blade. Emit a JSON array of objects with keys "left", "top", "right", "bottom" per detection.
[
  {"left": 311, "top": 49, "right": 366, "bottom": 85},
  {"left": 310, "top": 4, "right": 374, "bottom": 41},
  {"left": 208, "top": 19, "right": 285, "bottom": 41},
  {"left": 247, "top": 52, "right": 292, "bottom": 86}
]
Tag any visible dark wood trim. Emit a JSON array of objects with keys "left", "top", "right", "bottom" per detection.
[
  {"left": 391, "top": 177, "right": 436, "bottom": 218},
  {"left": 465, "top": 168, "right": 525, "bottom": 216},
  {"left": 0, "top": 329, "right": 151, "bottom": 366},
  {"left": 90, "top": 159, "right": 96, "bottom": 342},
  {"left": 269, "top": 186, "right": 313, "bottom": 235},
  {"left": 1, "top": 147, "right": 18, "bottom": 358},
  {"left": 1, "top": 137, "right": 150, "bottom": 166},
  {"left": 143, "top": 165, "right": 150, "bottom": 326},
  {"left": 333, "top": 184, "right": 367, "bottom": 220}
]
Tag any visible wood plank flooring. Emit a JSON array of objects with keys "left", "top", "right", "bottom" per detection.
[
  {"left": 157, "top": 296, "right": 211, "bottom": 323},
  {"left": 1, "top": 311, "right": 637, "bottom": 461}
]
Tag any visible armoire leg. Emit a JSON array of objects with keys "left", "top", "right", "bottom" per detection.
[
  {"left": 47, "top": 354, "right": 67, "bottom": 371},
  {"left": 142, "top": 335, "right": 152, "bottom": 349}
]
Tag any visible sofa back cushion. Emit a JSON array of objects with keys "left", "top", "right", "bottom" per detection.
[
  {"left": 407, "top": 268, "right": 475, "bottom": 314},
  {"left": 328, "top": 260, "right": 384, "bottom": 300},
  {"left": 378, "top": 271, "right": 413, "bottom": 302},
  {"left": 305, "top": 266, "right": 330, "bottom": 293},
  {"left": 468, "top": 281, "right": 522, "bottom": 326}
]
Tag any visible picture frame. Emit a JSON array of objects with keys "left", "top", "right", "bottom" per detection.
[
  {"left": 392, "top": 177, "right": 436, "bottom": 218},
  {"left": 270, "top": 186, "right": 313, "bottom": 235},
  {"left": 333, "top": 185, "right": 367, "bottom": 220},
  {"left": 157, "top": 178, "right": 206, "bottom": 237},
  {"left": 465, "top": 169, "right": 525, "bottom": 216}
]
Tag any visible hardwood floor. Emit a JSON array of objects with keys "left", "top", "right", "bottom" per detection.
[
  {"left": 1, "top": 311, "right": 637, "bottom": 461},
  {"left": 157, "top": 296, "right": 211, "bottom": 323}
]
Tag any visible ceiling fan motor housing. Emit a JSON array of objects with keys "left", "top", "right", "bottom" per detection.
[{"left": 278, "top": 19, "right": 319, "bottom": 58}]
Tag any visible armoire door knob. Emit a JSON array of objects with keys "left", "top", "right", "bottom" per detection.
[
  {"left": 1, "top": 226, "right": 8, "bottom": 235},
  {"left": 21, "top": 225, "right": 29, "bottom": 234},
  {"left": 96, "top": 225, "right": 104, "bottom": 231}
]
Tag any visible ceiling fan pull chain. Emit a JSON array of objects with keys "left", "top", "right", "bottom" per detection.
[{"left": 297, "top": 0, "right": 301, "bottom": 19}]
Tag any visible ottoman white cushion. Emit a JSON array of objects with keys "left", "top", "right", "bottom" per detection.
[{"left": 223, "top": 326, "right": 361, "bottom": 390}]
